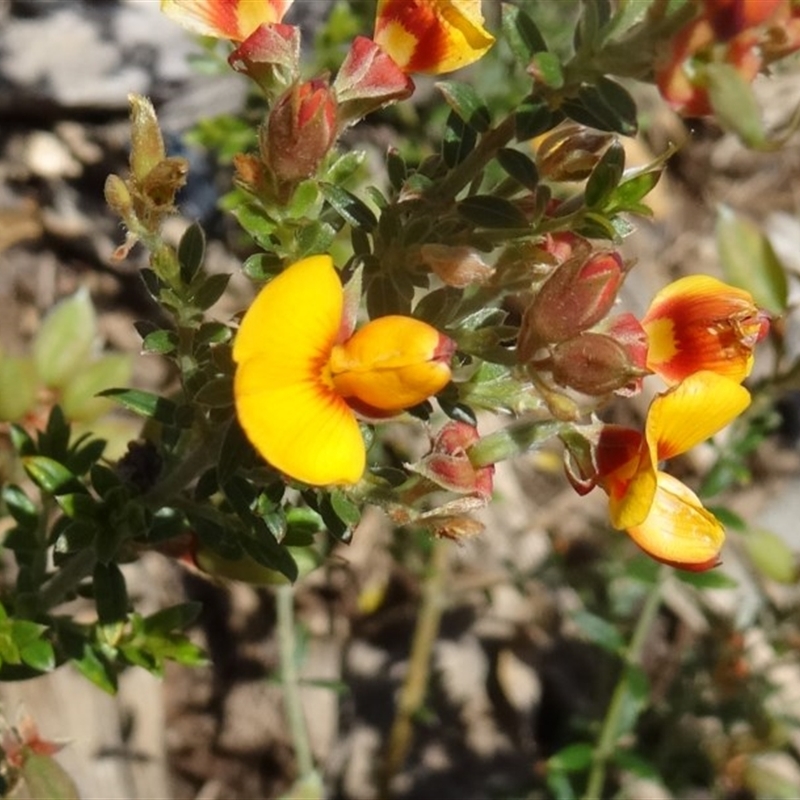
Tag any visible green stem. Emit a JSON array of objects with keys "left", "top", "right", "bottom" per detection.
[
  {"left": 426, "top": 114, "right": 517, "bottom": 204},
  {"left": 380, "top": 538, "right": 450, "bottom": 797},
  {"left": 276, "top": 583, "right": 314, "bottom": 781},
  {"left": 581, "top": 566, "right": 666, "bottom": 800}
]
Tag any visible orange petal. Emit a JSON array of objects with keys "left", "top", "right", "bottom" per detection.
[
  {"left": 642, "top": 274, "right": 767, "bottom": 385},
  {"left": 374, "top": 0, "right": 495, "bottom": 74},
  {"left": 233, "top": 255, "right": 365, "bottom": 486},
  {"left": 627, "top": 472, "right": 725, "bottom": 569},
  {"left": 160, "top": 0, "right": 294, "bottom": 41},
  {"left": 646, "top": 371, "right": 751, "bottom": 462},
  {"left": 329, "top": 315, "right": 454, "bottom": 413}
]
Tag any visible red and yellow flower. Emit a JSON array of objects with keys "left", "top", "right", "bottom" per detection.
[
  {"left": 596, "top": 371, "right": 751, "bottom": 569},
  {"left": 233, "top": 256, "right": 454, "bottom": 486},
  {"left": 642, "top": 274, "right": 768, "bottom": 386},
  {"left": 373, "top": 0, "right": 495, "bottom": 74},
  {"left": 160, "top": 0, "right": 294, "bottom": 41}
]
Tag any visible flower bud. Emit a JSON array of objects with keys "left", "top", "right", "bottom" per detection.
[
  {"left": 549, "top": 332, "right": 644, "bottom": 396},
  {"left": 519, "top": 251, "right": 624, "bottom": 354},
  {"left": 333, "top": 36, "right": 415, "bottom": 126},
  {"left": 408, "top": 421, "right": 494, "bottom": 498},
  {"left": 228, "top": 23, "right": 301, "bottom": 95},
  {"left": 419, "top": 244, "right": 494, "bottom": 287},
  {"left": 535, "top": 124, "right": 613, "bottom": 182},
  {"left": 261, "top": 78, "right": 338, "bottom": 184}
]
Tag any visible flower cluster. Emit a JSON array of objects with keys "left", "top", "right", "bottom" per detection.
[
  {"left": 152, "top": 0, "right": 775, "bottom": 575},
  {"left": 657, "top": 0, "right": 800, "bottom": 116},
  {"left": 567, "top": 276, "right": 768, "bottom": 569}
]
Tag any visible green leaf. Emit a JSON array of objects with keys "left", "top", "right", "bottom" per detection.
[
  {"left": 741, "top": 528, "right": 797, "bottom": 584},
  {"left": 571, "top": 610, "right": 624, "bottom": 653},
  {"left": 178, "top": 221, "right": 206, "bottom": 284},
  {"left": 33, "top": 288, "right": 97, "bottom": 389},
  {"left": 143, "top": 602, "right": 203, "bottom": 635},
  {"left": 0, "top": 354, "right": 38, "bottom": 421},
  {"left": 501, "top": 2, "right": 547, "bottom": 66},
  {"left": 705, "top": 62, "right": 765, "bottom": 147},
  {"left": 436, "top": 81, "right": 491, "bottom": 132},
  {"left": 193, "top": 376, "right": 234, "bottom": 408},
  {"left": 443, "top": 109, "right": 477, "bottom": 168},
  {"left": 189, "top": 273, "right": 231, "bottom": 311},
  {"left": 19, "top": 637, "right": 55, "bottom": 672},
  {"left": 515, "top": 98, "right": 557, "bottom": 140},
  {"left": 715, "top": 205, "right": 788, "bottom": 313},
  {"left": 142, "top": 329, "right": 179, "bottom": 355},
  {"left": 98, "top": 388, "right": 177, "bottom": 424},
  {"left": 387, "top": 147, "right": 407, "bottom": 191},
  {"left": 529, "top": 51, "right": 564, "bottom": 89},
  {"left": 548, "top": 742, "right": 594, "bottom": 773},
  {"left": 563, "top": 78, "right": 638, "bottom": 135},
  {"left": 457, "top": 195, "right": 528, "bottom": 229},
  {"left": 605, "top": 169, "right": 661, "bottom": 215},
  {"left": 22, "top": 456, "right": 79, "bottom": 495},
  {"left": 2, "top": 485, "right": 38, "bottom": 529},
  {"left": 60, "top": 353, "right": 134, "bottom": 422},
  {"left": 331, "top": 489, "right": 361, "bottom": 528},
  {"left": 72, "top": 644, "right": 117, "bottom": 694},
  {"left": 675, "top": 570, "right": 738, "bottom": 590},
  {"left": 320, "top": 184, "right": 377, "bottom": 231},
  {"left": 20, "top": 753, "right": 81, "bottom": 800},
  {"left": 241, "top": 533, "right": 298, "bottom": 583},
  {"left": 242, "top": 252, "right": 283, "bottom": 281},
  {"left": 585, "top": 140, "right": 625, "bottom": 208},
  {"left": 56, "top": 492, "right": 97, "bottom": 519},
  {"left": 93, "top": 562, "right": 128, "bottom": 624},
  {"left": 497, "top": 148, "right": 539, "bottom": 192}
]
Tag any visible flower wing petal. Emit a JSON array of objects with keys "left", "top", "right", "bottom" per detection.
[{"left": 646, "top": 371, "right": 751, "bottom": 462}]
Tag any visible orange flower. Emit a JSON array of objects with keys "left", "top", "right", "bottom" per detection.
[
  {"left": 373, "top": 0, "right": 495, "bottom": 74},
  {"left": 233, "top": 256, "right": 454, "bottom": 486},
  {"left": 596, "top": 371, "right": 750, "bottom": 568},
  {"left": 160, "top": 0, "right": 294, "bottom": 41},
  {"left": 642, "top": 275, "right": 768, "bottom": 386}
]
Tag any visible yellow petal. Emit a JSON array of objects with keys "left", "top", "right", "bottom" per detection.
[
  {"left": 607, "top": 449, "right": 657, "bottom": 531},
  {"left": 160, "top": 0, "right": 293, "bottom": 41},
  {"left": 627, "top": 472, "right": 725, "bottom": 569},
  {"left": 642, "top": 274, "right": 767, "bottom": 385},
  {"left": 374, "top": 0, "right": 495, "bottom": 74},
  {"left": 329, "top": 315, "right": 454, "bottom": 413},
  {"left": 646, "top": 371, "right": 751, "bottom": 462},
  {"left": 233, "top": 256, "right": 365, "bottom": 486}
]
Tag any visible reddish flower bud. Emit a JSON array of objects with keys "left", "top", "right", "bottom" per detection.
[
  {"left": 333, "top": 36, "right": 415, "bottom": 126},
  {"left": 261, "top": 78, "right": 338, "bottom": 184},
  {"left": 520, "top": 251, "right": 625, "bottom": 352},
  {"left": 596, "top": 312, "right": 650, "bottom": 396},
  {"left": 228, "top": 23, "right": 301, "bottom": 94},
  {"left": 408, "top": 421, "right": 494, "bottom": 499},
  {"left": 549, "top": 332, "right": 645, "bottom": 396}
]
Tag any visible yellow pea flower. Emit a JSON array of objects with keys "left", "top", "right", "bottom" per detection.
[
  {"left": 160, "top": 0, "right": 294, "bottom": 41},
  {"left": 233, "top": 255, "right": 454, "bottom": 486},
  {"left": 596, "top": 371, "right": 750, "bottom": 569},
  {"left": 642, "top": 275, "right": 769, "bottom": 386},
  {"left": 374, "top": 0, "right": 495, "bottom": 74}
]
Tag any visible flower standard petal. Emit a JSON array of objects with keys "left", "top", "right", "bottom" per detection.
[
  {"left": 374, "top": 0, "right": 495, "bottom": 74},
  {"left": 161, "top": 0, "right": 294, "bottom": 41},
  {"left": 627, "top": 472, "right": 725, "bottom": 570},
  {"left": 646, "top": 370, "right": 751, "bottom": 463},
  {"left": 329, "top": 315, "right": 455, "bottom": 413},
  {"left": 642, "top": 274, "right": 768, "bottom": 385},
  {"left": 233, "top": 255, "right": 365, "bottom": 486}
]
